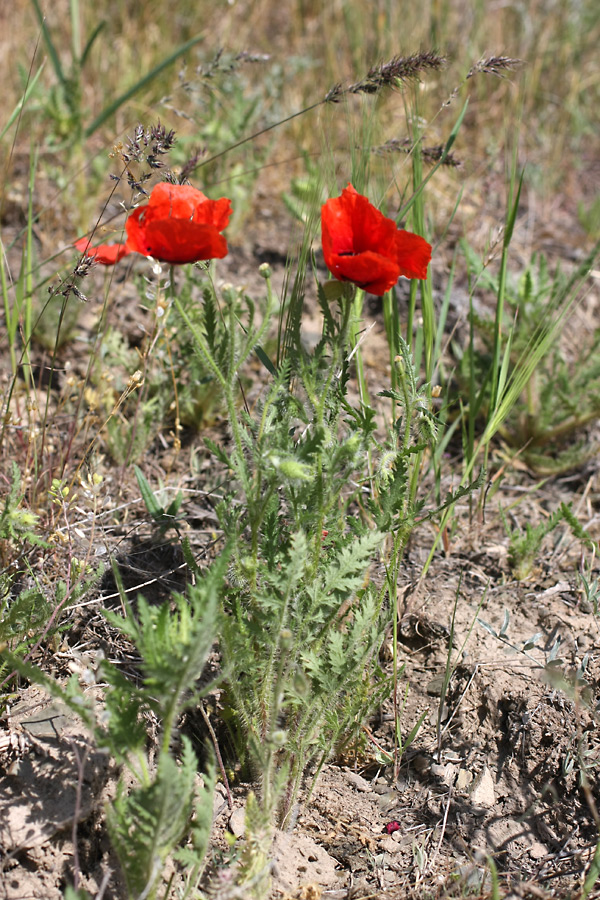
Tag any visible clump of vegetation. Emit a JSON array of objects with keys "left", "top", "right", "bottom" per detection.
[
  {"left": 1, "top": 2, "right": 599, "bottom": 898},
  {"left": 502, "top": 500, "right": 595, "bottom": 581}
]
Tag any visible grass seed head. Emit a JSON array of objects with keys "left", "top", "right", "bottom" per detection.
[{"left": 467, "top": 56, "right": 524, "bottom": 79}]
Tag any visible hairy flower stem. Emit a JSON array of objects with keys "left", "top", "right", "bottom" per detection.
[
  {"left": 349, "top": 288, "right": 375, "bottom": 489},
  {"left": 171, "top": 265, "right": 275, "bottom": 590},
  {"left": 125, "top": 266, "right": 170, "bottom": 467},
  {"left": 170, "top": 272, "right": 244, "bottom": 463},
  {"left": 386, "top": 529, "right": 406, "bottom": 779},
  {"left": 309, "top": 291, "right": 353, "bottom": 574}
]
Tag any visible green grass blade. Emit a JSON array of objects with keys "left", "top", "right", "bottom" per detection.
[
  {"left": 382, "top": 287, "right": 401, "bottom": 396},
  {"left": 84, "top": 34, "right": 204, "bottom": 138},
  {"left": 254, "top": 345, "right": 278, "bottom": 378},
  {"left": 0, "top": 66, "right": 44, "bottom": 143},
  {"left": 79, "top": 20, "right": 106, "bottom": 68},
  {"left": 350, "top": 288, "right": 371, "bottom": 409},
  {"left": 489, "top": 166, "right": 523, "bottom": 415},
  {"left": 481, "top": 238, "right": 600, "bottom": 446},
  {"left": 30, "top": 0, "right": 65, "bottom": 84},
  {"left": 495, "top": 331, "right": 514, "bottom": 412},
  {"left": 432, "top": 255, "right": 454, "bottom": 373},
  {"left": 406, "top": 95, "right": 436, "bottom": 379},
  {"left": 134, "top": 465, "right": 163, "bottom": 520},
  {"left": 503, "top": 167, "right": 525, "bottom": 249},
  {"left": 0, "top": 241, "right": 17, "bottom": 377},
  {"left": 486, "top": 854, "right": 501, "bottom": 900},
  {"left": 397, "top": 98, "right": 468, "bottom": 222},
  {"left": 581, "top": 837, "right": 600, "bottom": 900},
  {"left": 69, "top": 0, "right": 81, "bottom": 61}
]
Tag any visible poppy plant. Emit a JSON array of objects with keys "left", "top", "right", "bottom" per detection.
[
  {"left": 321, "top": 184, "right": 431, "bottom": 296},
  {"left": 75, "top": 182, "right": 232, "bottom": 266}
]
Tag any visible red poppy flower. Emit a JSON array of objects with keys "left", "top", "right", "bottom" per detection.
[
  {"left": 75, "top": 182, "right": 232, "bottom": 266},
  {"left": 321, "top": 184, "right": 431, "bottom": 295},
  {"left": 125, "top": 183, "right": 231, "bottom": 264}
]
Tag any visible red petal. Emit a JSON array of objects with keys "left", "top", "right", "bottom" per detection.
[
  {"left": 322, "top": 185, "right": 396, "bottom": 257},
  {"left": 191, "top": 196, "right": 232, "bottom": 231},
  {"left": 395, "top": 230, "right": 432, "bottom": 280},
  {"left": 341, "top": 188, "right": 398, "bottom": 257},
  {"left": 328, "top": 250, "right": 400, "bottom": 296},
  {"left": 125, "top": 207, "right": 151, "bottom": 255},
  {"left": 145, "top": 182, "right": 207, "bottom": 221},
  {"left": 126, "top": 217, "right": 228, "bottom": 263},
  {"left": 140, "top": 183, "right": 232, "bottom": 232},
  {"left": 322, "top": 184, "right": 434, "bottom": 291},
  {"left": 74, "top": 236, "right": 129, "bottom": 265}
]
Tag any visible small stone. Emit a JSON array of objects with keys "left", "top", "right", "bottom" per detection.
[
  {"left": 228, "top": 807, "right": 245, "bottom": 837},
  {"left": 20, "top": 704, "right": 72, "bottom": 738},
  {"left": 528, "top": 841, "right": 548, "bottom": 860},
  {"left": 380, "top": 835, "right": 402, "bottom": 853},
  {"left": 373, "top": 782, "right": 393, "bottom": 794},
  {"left": 272, "top": 831, "right": 340, "bottom": 893},
  {"left": 484, "top": 543, "right": 508, "bottom": 559},
  {"left": 456, "top": 768, "right": 473, "bottom": 791},
  {"left": 213, "top": 782, "right": 229, "bottom": 816},
  {"left": 376, "top": 792, "right": 398, "bottom": 813},
  {"left": 426, "top": 675, "right": 446, "bottom": 695},
  {"left": 343, "top": 770, "right": 371, "bottom": 792},
  {"left": 469, "top": 766, "right": 495, "bottom": 809}
]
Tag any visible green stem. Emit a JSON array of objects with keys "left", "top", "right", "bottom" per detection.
[
  {"left": 170, "top": 274, "right": 244, "bottom": 466},
  {"left": 311, "top": 290, "right": 353, "bottom": 571}
]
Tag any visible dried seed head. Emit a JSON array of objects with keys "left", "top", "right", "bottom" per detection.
[
  {"left": 177, "top": 149, "right": 208, "bottom": 184},
  {"left": 420, "top": 144, "right": 461, "bottom": 167},
  {"left": 72, "top": 255, "right": 95, "bottom": 279},
  {"left": 126, "top": 171, "right": 153, "bottom": 194},
  {"left": 326, "top": 53, "right": 446, "bottom": 103},
  {"left": 373, "top": 137, "right": 461, "bottom": 167},
  {"left": 467, "top": 56, "right": 523, "bottom": 79},
  {"left": 121, "top": 121, "right": 177, "bottom": 163},
  {"left": 348, "top": 53, "right": 447, "bottom": 94},
  {"left": 325, "top": 82, "right": 344, "bottom": 103},
  {"left": 194, "top": 47, "right": 270, "bottom": 80}
]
